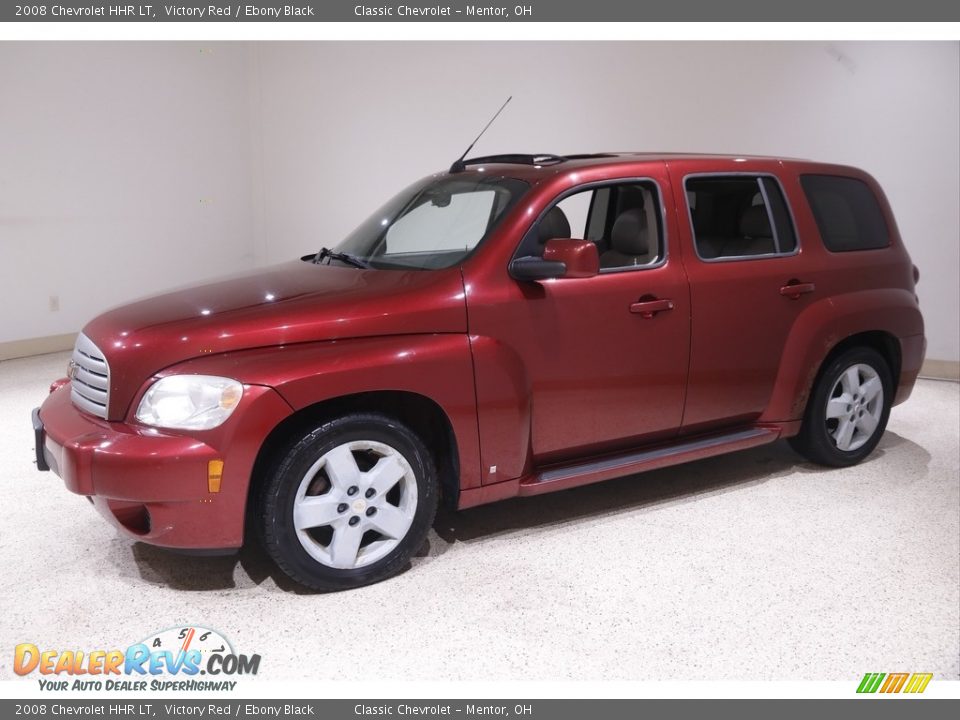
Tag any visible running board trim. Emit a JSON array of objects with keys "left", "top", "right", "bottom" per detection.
[{"left": 518, "top": 426, "right": 779, "bottom": 497}]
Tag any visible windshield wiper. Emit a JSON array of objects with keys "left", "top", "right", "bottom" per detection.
[{"left": 313, "top": 247, "right": 371, "bottom": 269}]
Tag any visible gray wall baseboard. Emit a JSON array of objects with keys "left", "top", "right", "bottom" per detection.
[
  {"left": 0, "top": 333, "right": 76, "bottom": 361},
  {"left": 920, "top": 359, "right": 960, "bottom": 381}
]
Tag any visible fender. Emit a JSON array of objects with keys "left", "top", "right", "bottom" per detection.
[
  {"left": 163, "top": 333, "right": 482, "bottom": 491},
  {"left": 761, "top": 287, "right": 924, "bottom": 424},
  {"left": 467, "top": 334, "right": 533, "bottom": 485}
]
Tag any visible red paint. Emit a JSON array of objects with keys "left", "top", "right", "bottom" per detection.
[
  {"left": 83, "top": 262, "right": 468, "bottom": 421},
  {"left": 542, "top": 238, "right": 600, "bottom": 278},
  {"left": 36, "top": 153, "right": 924, "bottom": 550},
  {"left": 40, "top": 376, "right": 292, "bottom": 548}
]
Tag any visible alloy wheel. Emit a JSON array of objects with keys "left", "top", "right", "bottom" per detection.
[
  {"left": 292, "top": 440, "right": 418, "bottom": 570},
  {"left": 824, "top": 363, "right": 885, "bottom": 452}
]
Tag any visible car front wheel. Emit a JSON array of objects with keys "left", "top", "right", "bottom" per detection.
[{"left": 258, "top": 413, "right": 438, "bottom": 591}]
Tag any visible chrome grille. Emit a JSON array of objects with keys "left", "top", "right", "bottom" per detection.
[{"left": 70, "top": 333, "right": 110, "bottom": 419}]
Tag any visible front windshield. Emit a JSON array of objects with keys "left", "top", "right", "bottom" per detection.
[{"left": 333, "top": 175, "right": 529, "bottom": 270}]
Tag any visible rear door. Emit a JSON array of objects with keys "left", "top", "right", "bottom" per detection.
[{"left": 669, "top": 162, "right": 822, "bottom": 433}]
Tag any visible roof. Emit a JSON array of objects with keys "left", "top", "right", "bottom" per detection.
[{"left": 450, "top": 151, "right": 814, "bottom": 181}]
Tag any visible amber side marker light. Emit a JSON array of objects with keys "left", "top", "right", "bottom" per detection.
[{"left": 208, "top": 460, "right": 224, "bottom": 493}]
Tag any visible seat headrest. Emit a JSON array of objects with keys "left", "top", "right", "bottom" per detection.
[
  {"left": 740, "top": 205, "right": 772, "bottom": 238},
  {"left": 538, "top": 206, "right": 571, "bottom": 244},
  {"left": 610, "top": 208, "right": 650, "bottom": 256}
]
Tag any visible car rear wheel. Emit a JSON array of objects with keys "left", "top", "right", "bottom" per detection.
[
  {"left": 257, "top": 413, "right": 438, "bottom": 591},
  {"left": 789, "top": 346, "right": 893, "bottom": 467}
]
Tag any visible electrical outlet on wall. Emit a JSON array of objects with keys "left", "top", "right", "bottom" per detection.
[{"left": 48, "top": 295, "right": 60, "bottom": 312}]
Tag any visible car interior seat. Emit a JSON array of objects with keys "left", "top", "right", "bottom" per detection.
[
  {"left": 720, "top": 205, "right": 776, "bottom": 256},
  {"left": 538, "top": 206, "right": 571, "bottom": 247},
  {"left": 600, "top": 208, "right": 654, "bottom": 268}
]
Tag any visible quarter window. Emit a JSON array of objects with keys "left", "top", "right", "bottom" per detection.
[
  {"left": 686, "top": 176, "right": 797, "bottom": 260},
  {"left": 800, "top": 175, "right": 890, "bottom": 252}
]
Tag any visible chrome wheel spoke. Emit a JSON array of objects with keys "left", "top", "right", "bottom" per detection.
[
  {"left": 826, "top": 396, "right": 850, "bottom": 419},
  {"left": 834, "top": 417, "right": 856, "bottom": 451},
  {"left": 840, "top": 366, "right": 860, "bottom": 395},
  {"left": 329, "top": 524, "right": 364, "bottom": 569},
  {"left": 293, "top": 496, "right": 342, "bottom": 530},
  {"left": 857, "top": 410, "right": 879, "bottom": 436},
  {"left": 365, "top": 454, "right": 406, "bottom": 496},
  {"left": 860, "top": 377, "right": 882, "bottom": 403},
  {"left": 324, "top": 445, "right": 361, "bottom": 491},
  {"left": 367, "top": 504, "right": 411, "bottom": 540}
]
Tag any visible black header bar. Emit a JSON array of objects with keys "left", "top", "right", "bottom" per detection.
[
  {"left": 3, "top": 0, "right": 960, "bottom": 22},
  {"left": 0, "top": 700, "right": 957, "bottom": 720}
]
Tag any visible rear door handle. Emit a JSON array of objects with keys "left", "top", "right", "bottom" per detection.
[
  {"left": 629, "top": 298, "right": 674, "bottom": 318},
  {"left": 779, "top": 281, "right": 815, "bottom": 299}
]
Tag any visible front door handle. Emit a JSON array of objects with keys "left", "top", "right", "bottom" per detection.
[
  {"left": 629, "top": 298, "right": 674, "bottom": 318},
  {"left": 779, "top": 281, "right": 815, "bottom": 300}
]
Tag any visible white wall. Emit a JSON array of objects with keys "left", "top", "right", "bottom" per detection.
[
  {"left": 0, "top": 42, "right": 257, "bottom": 344},
  {"left": 2, "top": 41, "right": 958, "bottom": 361},
  {"left": 252, "top": 41, "right": 960, "bottom": 362}
]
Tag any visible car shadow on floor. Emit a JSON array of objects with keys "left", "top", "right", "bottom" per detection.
[
  {"left": 124, "top": 432, "right": 929, "bottom": 594},
  {"left": 432, "top": 431, "right": 928, "bottom": 545}
]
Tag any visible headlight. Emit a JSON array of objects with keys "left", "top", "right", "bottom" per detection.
[{"left": 135, "top": 375, "right": 243, "bottom": 430}]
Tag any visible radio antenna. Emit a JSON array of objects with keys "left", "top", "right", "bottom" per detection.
[{"left": 449, "top": 96, "right": 512, "bottom": 174}]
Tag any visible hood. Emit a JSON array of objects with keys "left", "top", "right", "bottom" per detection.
[{"left": 83, "top": 260, "right": 468, "bottom": 420}]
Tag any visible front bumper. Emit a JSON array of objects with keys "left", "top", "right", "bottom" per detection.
[
  {"left": 35, "top": 382, "right": 292, "bottom": 550},
  {"left": 32, "top": 407, "right": 51, "bottom": 472}
]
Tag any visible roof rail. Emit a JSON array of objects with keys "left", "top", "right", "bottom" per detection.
[{"left": 461, "top": 153, "right": 567, "bottom": 167}]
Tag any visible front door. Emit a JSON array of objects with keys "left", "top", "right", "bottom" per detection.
[{"left": 466, "top": 174, "right": 691, "bottom": 481}]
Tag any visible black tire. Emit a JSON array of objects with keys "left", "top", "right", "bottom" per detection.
[
  {"left": 789, "top": 346, "right": 893, "bottom": 468},
  {"left": 257, "top": 412, "right": 438, "bottom": 591}
]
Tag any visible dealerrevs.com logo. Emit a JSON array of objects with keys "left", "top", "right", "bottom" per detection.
[{"left": 14, "top": 626, "right": 260, "bottom": 692}]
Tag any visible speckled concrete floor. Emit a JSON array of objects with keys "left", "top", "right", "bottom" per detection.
[{"left": 0, "top": 351, "right": 957, "bottom": 681}]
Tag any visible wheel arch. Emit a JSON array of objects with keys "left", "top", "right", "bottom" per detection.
[
  {"left": 248, "top": 390, "right": 462, "bottom": 518},
  {"left": 790, "top": 330, "right": 901, "bottom": 428},
  {"left": 762, "top": 288, "right": 919, "bottom": 428},
  {"left": 816, "top": 331, "right": 901, "bottom": 392},
  {"left": 766, "top": 327, "right": 904, "bottom": 432}
]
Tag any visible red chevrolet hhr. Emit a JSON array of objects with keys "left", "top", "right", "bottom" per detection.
[{"left": 34, "top": 153, "right": 925, "bottom": 590}]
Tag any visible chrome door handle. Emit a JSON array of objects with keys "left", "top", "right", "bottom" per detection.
[
  {"left": 629, "top": 298, "right": 674, "bottom": 318},
  {"left": 779, "top": 281, "right": 815, "bottom": 300}
]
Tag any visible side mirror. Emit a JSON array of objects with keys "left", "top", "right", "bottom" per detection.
[
  {"left": 509, "top": 239, "right": 599, "bottom": 282},
  {"left": 543, "top": 238, "right": 599, "bottom": 278}
]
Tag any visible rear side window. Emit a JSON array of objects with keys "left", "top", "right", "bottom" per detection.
[
  {"left": 685, "top": 175, "right": 797, "bottom": 260},
  {"left": 800, "top": 175, "right": 890, "bottom": 252}
]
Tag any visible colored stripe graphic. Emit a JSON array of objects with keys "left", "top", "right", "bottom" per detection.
[
  {"left": 880, "top": 673, "right": 909, "bottom": 693},
  {"left": 903, "top": 673, "right": 933, "bottom": 694},
  {"left": 857, "top": 672, "right": 932, "bottom": 694},
  {"left": 857, "top": 673, "right": 885, "bottom": 693}
]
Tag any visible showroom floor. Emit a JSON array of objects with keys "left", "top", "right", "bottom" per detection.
[{"left": 1, "top": 351, "right": 957, "bottom": 681}]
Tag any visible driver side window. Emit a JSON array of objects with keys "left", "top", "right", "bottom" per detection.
[{"left": 521, "top": 181, "right": 664, "bottom": 271}]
